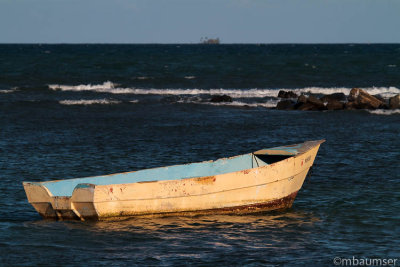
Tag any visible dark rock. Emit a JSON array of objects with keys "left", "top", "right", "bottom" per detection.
[
  {"left": 373, "top": 94, "right": 386, "bottom": 103},
  {"left": 296, "top": 102, "right": 320, "bottom": 111},
  {"left": 161, "top": 96, "right": 181, "bottom": 103},
  {"left": 345, "top": 101, "right": 357, "bottom": 110},
  {"left": 297, "top": 94, "right": 308, "bottom": 104},
  {"left": 210, "top": 95, "right": 232, "bottom": 103},
  {"left": 320, "top": 93, "right": 347, "bottom": 102},
  {"left": 307, "top": 95, "right": 325, "bottom": 109},
  {"left": 389, "top": 94, "right": 400, "bottom": 109},
  {"left": 326, "top": 99, "right": 344, "bottom": 110},
  {"left": 348, "top": 88, "right": 384, "bottom": 109},
  {"left": 320, "top": 94, "right": 346, "bottom": 110},
  {"left": 276, "top": 100, "right": 296, "bottom": 110},
  {"left": 278, "top": 90, "right": 298, "bottom": 99},
  {"left": 373, "top": 94, "right": 389, "bottom": 109},
  {"left": 294, "top": 95, "right": 326, "bottom": 111}
]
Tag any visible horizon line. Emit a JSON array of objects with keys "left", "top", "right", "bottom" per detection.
[{"left": 0, "top": 42, "right": 400, "bottom": 45}]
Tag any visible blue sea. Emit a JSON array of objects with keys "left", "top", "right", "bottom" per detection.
[{"left": 0, "top": 44, "right": 399, "bottom": 266}]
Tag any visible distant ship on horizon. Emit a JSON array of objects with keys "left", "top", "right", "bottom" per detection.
[{"left": 200, "top": 37, "right": 220, "bottom": 44}]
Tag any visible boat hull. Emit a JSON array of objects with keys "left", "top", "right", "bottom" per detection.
[{"left": 23, "top": 140, "right": 324, "bottom": 220}]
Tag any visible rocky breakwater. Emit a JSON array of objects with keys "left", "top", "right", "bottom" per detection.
[
  {"left": 276, "top": 88, "right": 399, "bottom": 111},
  {"left": 210, "top": 95, "right": 233, "bottom": 103}
]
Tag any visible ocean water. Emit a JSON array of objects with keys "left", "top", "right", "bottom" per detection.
[{"left": 0, "top": 44, "right": 399, "bottom": 266}]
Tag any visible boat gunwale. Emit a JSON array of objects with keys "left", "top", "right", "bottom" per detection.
[
  {"left": 85, "top": 167, "right": 311, "bottom": 203},
  {"left": 22, "top": 139, "right": 325, "bottom": 189},
  {"left": 23, "top": 151, "right": 249, "bottom": 186}
]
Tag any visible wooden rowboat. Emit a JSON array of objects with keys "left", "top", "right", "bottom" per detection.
[{"left": 23, "top": 140, "right": 324, "bottom": 220}]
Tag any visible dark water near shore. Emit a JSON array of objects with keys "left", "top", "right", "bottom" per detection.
[{"left": 1, "top": 44, "right": 399, "bottom": 266}]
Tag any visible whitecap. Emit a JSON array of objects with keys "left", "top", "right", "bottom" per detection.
[
  {"left": 0, "top": 89, "right": 16, "bottom": 93},
  {"left": 177, "top": 99, "right": 278, "bottom": 108},
  {"left": 368, "top": 109, "right": 400, "bottom": 115},
  {"left": 48, "top": 81, "right": 400, "bottom": 99},
  {"left": 49, "top": 81, "right": 116, "bottom": 91},
  {"left": 59, "top": 99, "right": 121, "bottom": 105},
  {"left": 205, "top": 100, "right": 278, "bottom": 108},
  {"left": 292, "top": 87, "right": 400, "bottom": 99}
]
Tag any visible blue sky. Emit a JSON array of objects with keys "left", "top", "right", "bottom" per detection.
[{"left": 1, "top": 0, "right": 399, "bottom": 43}]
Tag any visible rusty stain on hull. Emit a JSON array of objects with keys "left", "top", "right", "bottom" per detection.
[
  {"left": 193, "top": 176, "right": 216, "bottom": 184},
  {"left": 166, "top": 191, "right": 299, "bottom": 216},
  {"left": 137, "top": 180, "right": 158, "bottom": 184},
  {"left": 214, "top": 191, "right": 298, "bottom": 214},
  {"left": 99, "top": 191, "right": 299, "bottom": 219},
  {"left": 23, "top": 140, "right": 324, "bottom": 220}
]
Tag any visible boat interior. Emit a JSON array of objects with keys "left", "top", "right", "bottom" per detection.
[{"left": 35, "top": 152, "right": 294, "bottom": 197}]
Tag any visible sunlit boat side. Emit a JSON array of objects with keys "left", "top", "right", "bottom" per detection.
[{"left": 23, "top": 140, "right": 325, "bottom": 220}]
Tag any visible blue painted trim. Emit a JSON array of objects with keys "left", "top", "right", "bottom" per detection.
[
  {"left": 42, "top": 153, "right": 255, "bottom": 197},
  {"left": 74, "top": 183, "right": 95, "bottom": 189}
]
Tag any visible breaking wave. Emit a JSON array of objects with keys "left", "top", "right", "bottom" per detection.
[
  {"left": 0, "top": 88, "right": 17, "bottom": 93},
  {"left": 49, "top": 81, "right": 120, "bottom": 92},
  {"left": 59, "top": 99, "right": 121, "bottom": 105},
  {"left": 179, "top": 100, "right": 278, "bottom": 108},
  {"left": 49, "top": 81, "right": 115, "bottom": 91},
  {"left": 48, "top": 82, "right": 400, "bottom": 99},
  {"left": 368, "top": 109, "right": 400, "bottom": 115}
]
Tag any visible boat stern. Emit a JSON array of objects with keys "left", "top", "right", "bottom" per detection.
[
  {"left": 23, "top": 182, "right": 58, "bottom": 219},
  {"left": 22, "top": 182, "right": 94, "bottom": 220}
]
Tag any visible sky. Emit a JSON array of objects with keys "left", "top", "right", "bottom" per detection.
[{"left": 0, "top": 0, "right": 399, "bottom": 43}]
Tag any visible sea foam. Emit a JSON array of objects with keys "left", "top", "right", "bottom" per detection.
[
  {"left": 368, "top": 109, "right": 400, "bottom": 115},
  {"left": 49, "top": 81, "right": 116, "bottom": 91},
  {"left": 178, "top": 99, "right": 279, "bottom": 108},
  {"left": 0, "top": 88, "right": 17, "bottom": 94},
  {"left": 59, "top": 99, "right": 121, "bottom": 105},
  {"left": 48, "top": 82, "right": 400, "bottom": 99}
]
